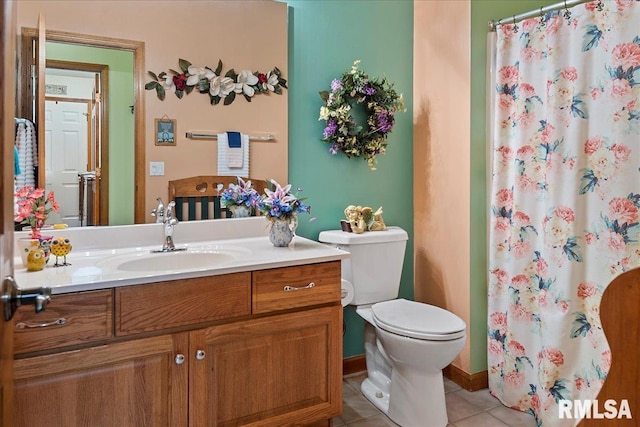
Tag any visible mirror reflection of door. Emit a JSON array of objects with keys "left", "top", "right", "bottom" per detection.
[
  {"left": 44, "top": 64, "right": 106, "bottom": 227},
  {"left": 44, "top": 99, "right": 90, "bottom": 227}
]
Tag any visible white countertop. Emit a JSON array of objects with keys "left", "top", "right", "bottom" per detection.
[{"left": 14, "top": 217, "right": 349, "bottom": 294}]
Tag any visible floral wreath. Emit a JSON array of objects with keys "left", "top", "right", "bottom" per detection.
[
  {"left": 318, "top": 60, "right": 405, "bottom": 170},
  {"left": 146, "top": 59, "right": 287, "bottom": 106}
]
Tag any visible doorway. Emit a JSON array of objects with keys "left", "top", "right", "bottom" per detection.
[
  {"left": 45, "top": 99, "right": 89, "bottom": 227},
  {"left": 45, "top": 62, "right": 107, "bottom": 226}
]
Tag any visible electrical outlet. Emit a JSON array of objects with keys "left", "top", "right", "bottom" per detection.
[{"left": 150, "top": 161, "right": 165, "bottom": 176}]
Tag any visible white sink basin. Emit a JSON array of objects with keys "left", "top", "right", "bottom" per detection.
[
  {"left": 96, "top": 246, "right": 248, "bottom": 273},
  {"left": 116, "top": 251, "right": 236, "bottom": 272}
]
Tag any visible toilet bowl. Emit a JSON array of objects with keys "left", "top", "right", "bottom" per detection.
[
  {"left": 318, "top": 227, "right": 467, "bottom": 427},
  {"left": 357, "top": 299, "right": 466, "bottom": 427}
]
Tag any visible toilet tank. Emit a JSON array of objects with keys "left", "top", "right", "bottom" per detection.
[{"left": 318, "top": 227, "right": 408, "bottom": 305}]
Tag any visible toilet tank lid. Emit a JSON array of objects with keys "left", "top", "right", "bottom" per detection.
[{"left": 318, "top": 226, "right": 408, "bottom": 245}]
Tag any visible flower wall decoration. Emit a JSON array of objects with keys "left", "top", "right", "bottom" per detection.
[
  {"left": 319, "top": 60, "right": 406, "bottom": 170},
  {"left": 146, "top": 59, "right": 287, "bottom": 106}
]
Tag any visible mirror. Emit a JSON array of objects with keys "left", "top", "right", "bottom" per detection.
[{"left": 15, "top": 1, "right": 288, "bottom": 228}]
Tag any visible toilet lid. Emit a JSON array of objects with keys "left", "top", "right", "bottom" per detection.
[{"left": 371, "top": 299, "right": 466, "bottom": 341}]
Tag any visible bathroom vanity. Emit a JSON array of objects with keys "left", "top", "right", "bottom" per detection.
[{"left": 11, "top": 218, "right": 348, "bottom": 427}]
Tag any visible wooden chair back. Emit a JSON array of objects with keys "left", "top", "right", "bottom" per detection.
[{"left": 168, "top": 176, "right": 267, "bottom": 221}]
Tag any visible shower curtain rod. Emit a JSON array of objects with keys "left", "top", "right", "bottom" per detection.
[{"left": 489, "top": 0, "right": 590, "bottom": 31}]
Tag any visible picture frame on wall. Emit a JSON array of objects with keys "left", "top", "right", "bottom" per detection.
[{"left": 155, "top": 118, "right": 176, "bottom": 146}]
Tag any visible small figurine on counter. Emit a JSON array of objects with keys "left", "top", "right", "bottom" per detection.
[
  {"left": 50, "top": 237, "right": 72, "bottom": 267},
  {"left": 26, "top": 248, "right": 46, "bottom": 272}
]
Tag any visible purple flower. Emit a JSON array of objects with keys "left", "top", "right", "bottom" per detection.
[
  {"left": 377, "top": 110, "right": 394, "bottom": 133},
  {"left": 362, "top": 86, "right": 376, "bottom": 96},
  {"left": 329, "top": 144, "right": 339, "bottom": 155},
  {"left": 330, "top": 79, "right": 343, "bottom": 92},
  {"left": 323, "top": 119, "right": 338, "bottom": 138}
]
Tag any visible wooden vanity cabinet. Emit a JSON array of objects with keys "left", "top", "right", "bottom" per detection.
[
  {"left": 13, "top": 261, "right": 342, "bottom": 427},
  {"left": 190, "top": 305, "right": 342, "bottom": 427},
  {"left": 13, "top": 332, "right": 189, "bottom": 427}
]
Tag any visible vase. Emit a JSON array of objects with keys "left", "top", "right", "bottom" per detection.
[
  {"left": 16, "top": 236, "right": 53, "bottom": 268},
  {"left": 268, "top": 216, "right": 297, "bottom": 247},
  {"left": 229, "top": 205, "right": 252, "bottom": 218},
  {"left": 38, "top": 235, "right": 54, "bottom": 264},
  {"left": 16, "top": 238, "right": 41, "bottom": 268}
]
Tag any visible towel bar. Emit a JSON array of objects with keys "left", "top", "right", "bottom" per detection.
[{"left": 185, "top": 132, "right": 275, "bottom": 141}]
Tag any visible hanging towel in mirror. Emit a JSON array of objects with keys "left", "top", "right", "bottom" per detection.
[
  {"left": 226, "top": 131, "right": 243, "bottom": 168},
  {"left": 217, "top": 133, "right": 250, "bottom": 176}
]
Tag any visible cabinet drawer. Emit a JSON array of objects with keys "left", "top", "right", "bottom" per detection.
[
  {"left": 252, "top": 261, "right": 341, "bottom": 314},
  {"left": 115, "top": 272, "right": 251, "bottom": 336},
  {"left": 14, "top": 289, "right": 113, "bottom": 355}
]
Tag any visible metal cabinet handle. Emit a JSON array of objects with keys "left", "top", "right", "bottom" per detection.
[
  {"left": 195, "top": 349, "right": 206, "bottom": 360},
  {"left": 175, "top": 354, "right": 185, "bottom": 365},
  {"left": 283, "top": 282, "right": 315, "bottom": 292},
  {"left": 16, "top": 317, "right": 67, "bottom": 329}
]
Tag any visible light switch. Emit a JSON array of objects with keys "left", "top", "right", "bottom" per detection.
[{"left": 150, "top": 161, "right": 165, "bottom": 176}]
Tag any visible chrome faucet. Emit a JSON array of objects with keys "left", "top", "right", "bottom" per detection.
[
  {"left": 162, "top": 201, "right": 179, "bottom": 251},
  {"left": 150, "top": 197, "right": 165, "bottom": 223},
  {"left": 150, "top": 198, "right": 185, "bottom": 253}
]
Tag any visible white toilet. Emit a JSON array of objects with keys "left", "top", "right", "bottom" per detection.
[{"left": 319, "top": 226, "right": 466, "bottom": 427}]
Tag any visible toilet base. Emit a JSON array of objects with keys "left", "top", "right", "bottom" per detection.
[{"left": 361, "top": 376, "right": 390, "bottom": 414}]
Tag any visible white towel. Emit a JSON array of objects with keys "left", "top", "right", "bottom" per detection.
[
  {"left": 217, "top": 133, "right": 250, "bottom": 176},
  {"left": 227, "top": 145, "right": 243, "bottom": 168}
]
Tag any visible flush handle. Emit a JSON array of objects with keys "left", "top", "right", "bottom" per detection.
[
  {"left": 2, "top": 276, "right": 52, "bottom": 322},
  {"left": 283, "top": 282, "right": 315, "bottom": 292}
]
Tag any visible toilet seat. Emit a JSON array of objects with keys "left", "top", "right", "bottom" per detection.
[{"left": 371, "top": 299, "right": 466, "bottom": 341}]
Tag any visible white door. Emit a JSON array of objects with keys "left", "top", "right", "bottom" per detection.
[{"left": 44, "top": 99, "right": 89, "bottom": 227}]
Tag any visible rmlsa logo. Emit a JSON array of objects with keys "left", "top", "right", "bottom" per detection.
[{"left": 559, "top": 399, "right": 632, "bottom": 420}]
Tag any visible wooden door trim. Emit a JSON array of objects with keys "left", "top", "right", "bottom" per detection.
[
  {"left": 1, "top": 1, "right": 16, "bottom": 425},
  {"left": 18, "top": 27, "right": 145, "bottom": 224}
]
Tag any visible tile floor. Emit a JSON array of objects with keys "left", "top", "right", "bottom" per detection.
[{"left": 334, "top": 372, "right": 538, "bottom": 427}]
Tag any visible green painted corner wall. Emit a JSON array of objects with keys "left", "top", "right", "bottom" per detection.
[
  {"left": 285, "top": 0, "right": 414, "bottom": 358},
  {"left": 45, "top": 43, "right": 134, "bottom": 225},
  {"left": 469, "top": 0, "right": 559, "bottom": 373}
]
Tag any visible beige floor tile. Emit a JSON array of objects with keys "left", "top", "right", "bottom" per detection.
[
  {"left": 452, "top": 388, "right": 502, "bottom": 411},
  {"left": 444, "top": 377, "right": 462, "bottom": 394},
  {"left": 346, "top": 414, "right": 399, "bottom": 426},
  {"left": 341, "top": 388, "right": 382, "bottom": 423},
  {"left": 488, "top": 405, "right": 538, "bottom": 427},
  {"left": 445, "top": 391, "right": 484, "bottom": 423},
  {"left": 343, "top": 380, "right": 360, "bottom": 397},
  {"left": 333, "top": 416, "right": 347, "bottom": 426},
  {"left": 344, "top": 371, "right": 367, "bottom": 392},
  {"left": 454, "top": 412, "right": 509, "bottom": 427}
]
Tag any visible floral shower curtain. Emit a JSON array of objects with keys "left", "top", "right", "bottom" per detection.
[{"left": 488, "top": 2, "right": 640, "bottom": 426}]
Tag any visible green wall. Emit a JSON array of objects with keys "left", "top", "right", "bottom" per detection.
[
  {"left": 469, "top": 0, "right": 558, "bottom": 373},
  {"left": 46, "top": 43, "right": 134, "bottom": 225},
  {"left": 286, "top": 0, "right": 414, "bottom": 358}
]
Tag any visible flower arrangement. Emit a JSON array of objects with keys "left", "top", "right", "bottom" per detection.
[
  {"left": 258, "top": 179, "right": 311, "bottom": 221},
  {"left": 220, "top": 177, "right": 261, "bottom": 210},
  {"left": 319, "top": 60, "right": 406, "bottom": 170},
  {"left": 14, "top": 186, "right": 59, "bottom": 239},
  {"left": 145, "top": 59, "right": 287, "bottom": 106}
]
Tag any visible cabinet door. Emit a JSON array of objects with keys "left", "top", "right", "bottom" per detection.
[
  {"left": 190, "top": 306, "right": 342, "bottom": 427},
  {"left": 13, "top": 333, "right": 189, "bottom": 427}
]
